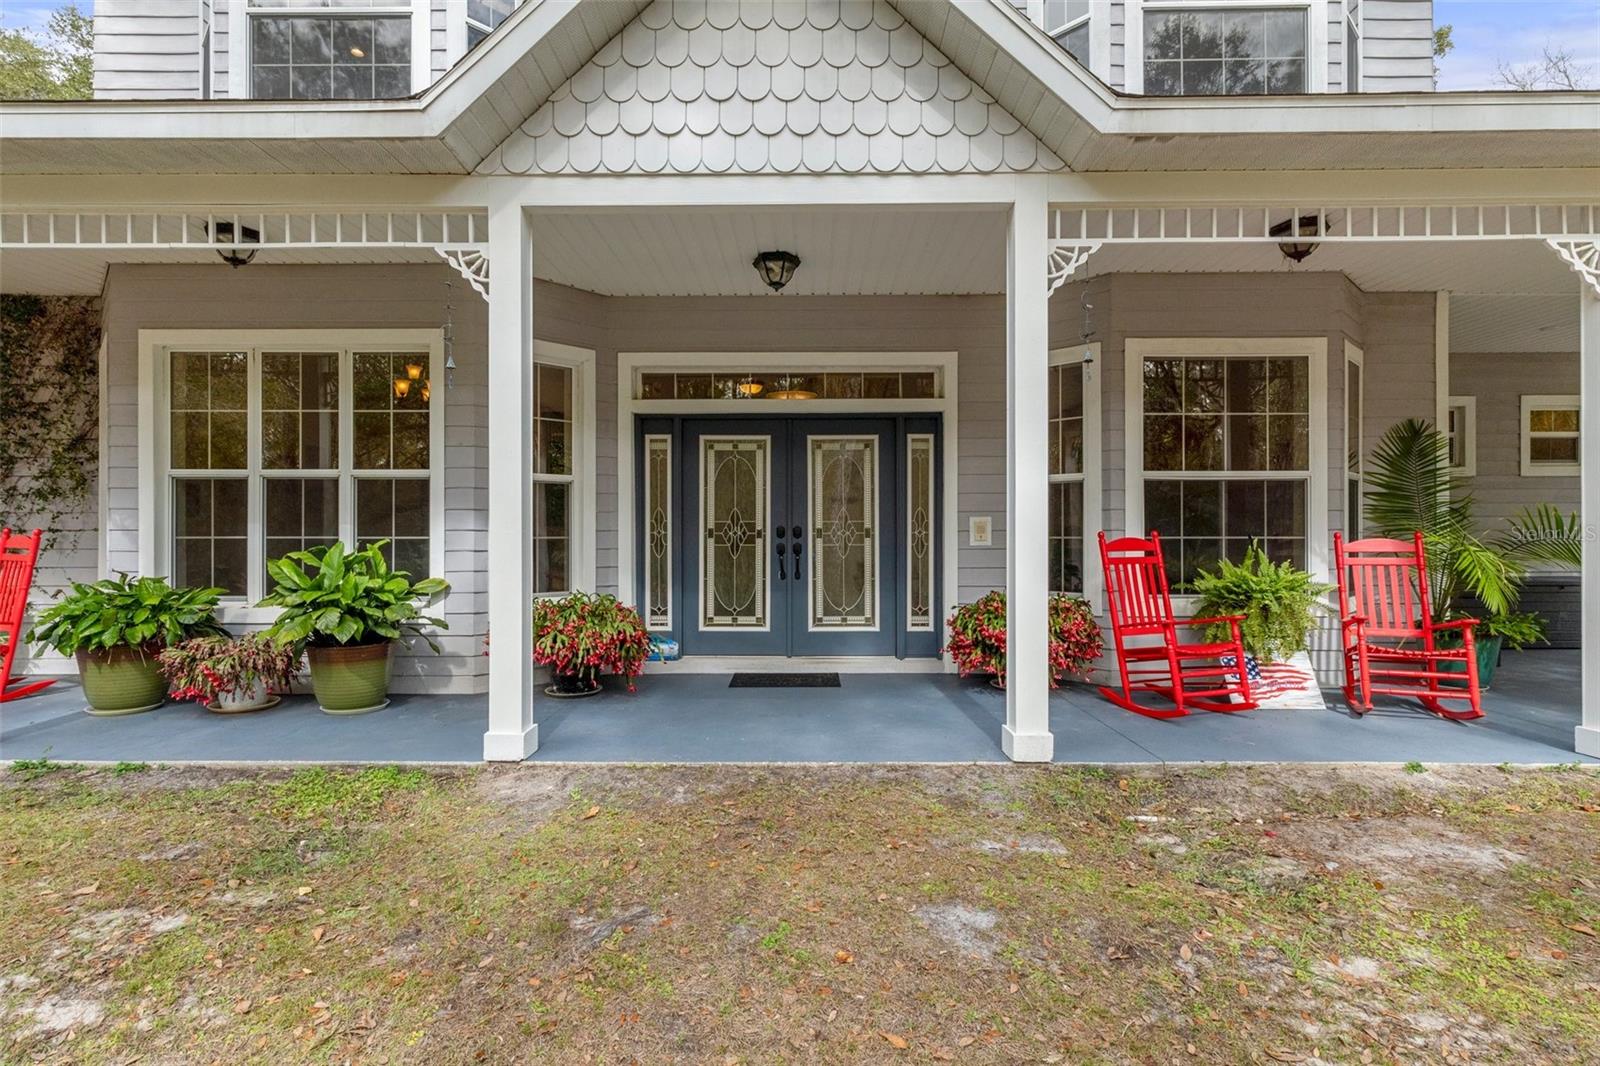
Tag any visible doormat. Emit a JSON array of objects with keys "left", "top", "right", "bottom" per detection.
[
  {"left": 729, "top": 673, "right": 842, "bottom": 688},
  {"left": 1220, "top": 651, "right": 1326, "bottom": 711}
]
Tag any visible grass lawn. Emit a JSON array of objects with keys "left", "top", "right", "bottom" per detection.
[{"left": 1, "top": 761, "right": 1596, "bottom": 1064}]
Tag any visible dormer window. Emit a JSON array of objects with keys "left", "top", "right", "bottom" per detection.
[
  {"left": 467, "top": 0, "right": 519, "bottom": 51},
  {"left": 1044, "top": 0, "right": 1091, "bottom": 65},
  {"left": 1142, "top": 6, "right": 1308, "bottom": 95},
  {"left": 248, "top": 1, "right": 412, "bottom": 100}
]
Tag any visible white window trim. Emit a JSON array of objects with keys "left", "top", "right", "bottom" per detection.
[
  {"left": 1123, "top": 336, "right": 1330, "bottom": 597},
  {"left": 1125, "top": 0, "right": 1329, "bottom": 95},
  {"left": 615, "top": 350, "right": 959, "bottom": 665},
  {"left": 1520, "top": 394, "right": 1581, "bottom": 477},
  {"left": 531, "top": 338, "right": 597, "bottom": 596},
  {"left": 138, "top": 328, "right": 445, "bottom": 626},
  {"left": 1447, "top": 394, "right": 1477, "bottom": 477},
  {"left": 1050, "top": 344, "right": 1104, "bottom": 611},
  {"left": 229, "top": 0, "right": 431, "bottom": 101},
  {"left": 1345, "top": 339, "right": 1363, "bottom": 536},
  {"left": 1344, "top": 2, "right": 1363, "bottom": 92}
]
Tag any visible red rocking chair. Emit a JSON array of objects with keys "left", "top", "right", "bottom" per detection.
[
  {"left": 2, "top": 528, "right": 57, "bottom": 703},
  {"left": 1333, "top": 531, "right": 1483, "bottom": 720},
  {"left": 1097, "top": 531, "right": 1257, "bottom": 719}
]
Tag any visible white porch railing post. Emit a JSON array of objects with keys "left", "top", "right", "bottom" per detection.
[
  {"left": 483, "top": 202, "right": 538, "bottom": 761},
  {"left": 1577, "top": 285, "right": 1600, "bottom": 759},
  {"left": 1003, "top": 177, "right": 1054, "bottom": 763}
]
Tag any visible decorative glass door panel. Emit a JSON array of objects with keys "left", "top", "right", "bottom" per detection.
[
  {"left": 809, "top": 436, "right": 878, "bottom": 630},
  {"left": 700, "top": 437, "right": 770, "bottom": 629}
]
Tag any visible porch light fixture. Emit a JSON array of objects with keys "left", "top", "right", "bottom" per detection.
[
  {"left": 405, "top": 362, "right": 424, "bottom": 381},
  {"left": 1269, "top": 214, "right": 1324, "bottom": 264},
  {"left": 765, "top": 375, "right": 817, "bottom": 401},
  {"left": 736, "top": 379, "right": 765, "bottom": 397},
  {"left": 393, "top": 377, "right": 412, "bottom": 400},
  {"left": 752, "top": 250, "right": 801, "bottom": 292},
  {"left": 204, "top": 220, "right": 260, "bottom": 269}
]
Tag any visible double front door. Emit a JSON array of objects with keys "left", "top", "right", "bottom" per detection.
[{"left": 639, "top": 415, "right": 940, "bottom": 658}]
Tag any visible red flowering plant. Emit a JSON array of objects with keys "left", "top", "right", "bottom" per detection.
[
  {"left": 531, "top": 592, "right": 652, "bottom": 694},
  {"left": 156, "top": 632, "right": 301, "bottom": 705},
  {"left": 945, "top": 591, "right": 1104, "bottom": 689}
]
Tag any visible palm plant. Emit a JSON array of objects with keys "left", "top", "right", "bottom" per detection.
[{"left": 1363, "top": 418, "right": 1582, "bottom": 636}]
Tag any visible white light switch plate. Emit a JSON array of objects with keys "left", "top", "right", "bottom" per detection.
[{"left": 969, "top": 516, "right": 992, "bottom": 547}]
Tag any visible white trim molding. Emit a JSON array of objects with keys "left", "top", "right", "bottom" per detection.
[
  {"left": 1446, "top": 395, "right": 1477, "bottom": 478},
  {"left": 531, "top": 338, "right": 598, "bottom": 597},
  {"left": 437, "top": 245, "right": 489, "bottom": 299},
  {"left": 1048, "top": 343, "right": 1103, "bottom": 611},
  {"left": 1046, "top": 241, "right": 1102, "bottom": 297},
  {"left": 1125, "top": 0, "right": 1329, "bottom": 95},
  {"left": 1550, "top": 239, "right": 1600, "bottom": 298},
  {"left": 1053, "top": 206, "right": 1600, "bottom": 245},
  {"left": 1520, "top": 394, "right": 1582, "bottom": 478}
]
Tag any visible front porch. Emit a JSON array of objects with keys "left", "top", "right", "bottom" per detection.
[{"left": 4, "top": 650, "right": 1588, "bottom": 766}]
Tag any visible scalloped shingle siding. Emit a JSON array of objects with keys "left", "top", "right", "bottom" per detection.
[{"left": 480, "top": 0, "right": 1064, "bottom": 176}]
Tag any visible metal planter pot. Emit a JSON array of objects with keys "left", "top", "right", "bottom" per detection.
[
  {"left": 76, "top": 646, "right": 166, "bottom": 716},
  {"left": 306, "top": 642, "right": 393, "bottom": 714}
]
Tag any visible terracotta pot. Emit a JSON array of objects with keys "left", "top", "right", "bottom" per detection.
[
  {"left": 306, "top": 642, "right": 392, "bottom": 714},
  {"left": 76, "top": 646, "right": 166, "bottom": 716}
]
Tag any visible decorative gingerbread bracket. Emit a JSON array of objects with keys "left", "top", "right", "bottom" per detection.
[
  {"left": 1047, "top": 242, "right": 1101, "bottom": 297},
  {"left": 1548, "top": 239, "right": 1600, "bottom": 298},
  {"left": 437, "top": 245, "right": 490, "bottom": 300}
]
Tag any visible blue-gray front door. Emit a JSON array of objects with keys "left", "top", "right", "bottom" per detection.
[{"left": 640, "top": 415, "right": 941, "bottom": 659}]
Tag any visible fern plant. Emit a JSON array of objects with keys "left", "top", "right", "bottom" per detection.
[
  {"left": 1191, "top": 545, "right": 1330, "bottom": 663},
  {"left": 1362, "top": 418, "right": 1581, "bottom": 645}
]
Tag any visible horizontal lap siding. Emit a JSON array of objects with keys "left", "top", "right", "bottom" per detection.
[
  {"left": 1451, "top": 352, "right": 1580, "bottom": 537},
  {"left": 94, "top": 0, "right": 204, "bottom": 99},
  {"left": 1361, "top": 0, "right": 1436, "bottom": 92},
  {"left": 100, "top": 263, "right": 496, "bottom": 693}
]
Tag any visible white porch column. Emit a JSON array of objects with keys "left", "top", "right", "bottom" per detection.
[
  {"left": 1003, "top": 177, "right": 1054, "bottom": 763},
  {"left": 482, "top": 202, "right": 538, "bottom": 761},
  {"left": 1577, "top": 285, "right": 1600, "bottom": 759}
]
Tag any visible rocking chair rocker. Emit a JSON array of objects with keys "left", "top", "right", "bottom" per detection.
[
  {"left": 1097, "top": 531, "right": 1257, "bottom": 719},
  {"left": 1, "top": 528, "right": 57, "bottom": 703},
  {"left": 1332, "top": 531, "right": 1484, "bottom": 720}
]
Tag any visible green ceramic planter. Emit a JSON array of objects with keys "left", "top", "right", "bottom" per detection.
[
  {"left": 76, "top": 647, "right": 166, "bottom": 716},
  {"left": 306, "top": 641, "right": 392, "bottom": 714},
  {"left": 1437, "top": 632, "right": 1504, "bottom": 691}
]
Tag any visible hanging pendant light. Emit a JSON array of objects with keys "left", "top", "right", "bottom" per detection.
[
  {"left": 752, "top": 250, "right": 801, "bottom": 292},
  {"left": 1269, "top": 213, "right": 1325, "bottom": 264},
  {"left": 204, "top": 220, "right": 260, "bottom": 268}
]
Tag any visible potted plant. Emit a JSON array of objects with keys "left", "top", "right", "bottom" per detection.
[
  {"left": 26, "top": 575, "right": 225, "bottom": 716},
  {"left": 531, "top": 592, "right": 651, "bottom": 697},
  {"left": 946, "top": 591, "right": 1104, "bottom": 689},
  {"left": 257, "top": 541, "right": 449, "bottom": 714},
  {"left": 1364, "top": 418, "right": 1582, "bottom": 688},
  {"left": 1191, "top": 544, "right": 1331, "bottom": 668},
  {"left": 158, "top": 632, "right": 300, "bottom": 713}
]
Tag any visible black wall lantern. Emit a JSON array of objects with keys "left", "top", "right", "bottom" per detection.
[
  {"left": 204, "top": 220, "right": 261, "bottom": 268},
  {"left": 1269, "top": 213, "right": 1324, "bottom": 264},
  {"left": 752, "top": 250, "right": 801, "bottom": 292}
]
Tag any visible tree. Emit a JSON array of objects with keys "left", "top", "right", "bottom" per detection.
[
  {"left": 1495, "top": 44, "right": 1595, "bottom": 91},
  {"left": 0, "top": 3, "right": 92, "bottom": 100},
  {"left": 1433, "top": 25, "right": 1454, "bottom": 60}
]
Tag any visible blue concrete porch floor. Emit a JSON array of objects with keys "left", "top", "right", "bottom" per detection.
[{"left": 0, "top": 649, "right": 1589, "bottom": 766}]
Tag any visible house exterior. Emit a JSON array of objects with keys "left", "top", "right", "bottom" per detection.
[{"left": 2, "top": 0, "right": 1595, "bottom": 761}]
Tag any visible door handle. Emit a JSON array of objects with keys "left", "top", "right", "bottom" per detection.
[
  {"left": 775, "top": 541, "right": 787, "bottom": 580},
  {"left": 791, "top": 540, "right": 803, "bottom": 581}
]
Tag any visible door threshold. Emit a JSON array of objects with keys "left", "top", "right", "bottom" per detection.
[{"left": 651, "top": 655, "right": 947, "bottom": 675}]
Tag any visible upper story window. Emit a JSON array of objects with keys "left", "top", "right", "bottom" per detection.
[
  {"left": 467, "top": 0, "right": 519, "bottom": 50},
  {"left": 1044, "top": 1, "right": 1091, "bottom": 65},
  {"left": 248, "top": 1, "right": 413, "bottom": 100},
  {"left": 1143, "top": 6, "right": 1308, "bottom": 96}
]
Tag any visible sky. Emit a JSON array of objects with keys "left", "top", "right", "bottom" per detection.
[{"left": 1, "top": 0, "right": 1597, "bottom": 92}]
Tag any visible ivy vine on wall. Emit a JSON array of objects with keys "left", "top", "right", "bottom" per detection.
[{"left": 0, "top": 295, "right": 100, "bottom": 551}]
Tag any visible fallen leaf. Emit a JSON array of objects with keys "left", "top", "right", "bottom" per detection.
[
  {"left": 880, "top": 1031, "right": 908, "bottom": 1049},
  {"left": 957, "top": 1036, "right": 976, "bottom": 1047},
  {"left": 582, "top": 806, "right": 600, "bottom": 820},
  {"left": 234, "top": 999, "right": 252, "bottom": 1015},
  {"left": 296, "top": 885, "right": 313, "bottom": 897},
  {"left": 1179, "top": 944, "right": 1193, "bottom": 961},
  {"left": 1551, "top": 948, "right": 1569, "bottom": 960},
  {"left": 311, "top": 925, "right": 326, "bottom": 943},
  {"left": 1564, "top": 923, "right": 1597, "bottom": 938},
  {"left": 71, "top": 884, "right": 98, "bottom": 897},
  {"left": 930, "top": 1048, "right": 955, "bottom": 1062},
  {"left": 834, "top": 950, "right": 854, "bottom": 965}
]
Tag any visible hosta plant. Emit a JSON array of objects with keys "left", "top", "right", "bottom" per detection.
[
  {"left": 532, "top": 592, "right": 652, "bottom": 693},
  {"left": 945, "top": 591, "right": 1104, "bottom": 688},
  {"left": 1192, "top": 544, "right": 1331, "bottom": 663},
  {"left": 28, "top": 574, "right": 225, "bottom": 655},
  {"left": 158, "top": 633, "right": 300, "bottom": 706},
  {"left": 259, "top": 540, "right": 449, "bottom": 650}
]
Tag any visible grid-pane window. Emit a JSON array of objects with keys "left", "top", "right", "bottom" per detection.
[
  {"left": 467, "top": 0, "right": 519, "bottom": 50},
  {"left": 249, "top": 1, "right": 411, "bottom": 101},
  {"left": 1142, "top": 355, "right": 1311, "bottom": 590},
  {"left": 1048, "top": 360, "right": 1087, "bottom": 593},
  {"left": 1521, "top": 396, "right": 1581, "bottom": 476},
  {"left": 1346, "top": 357, "right": 1362, "bottom": 537},
  {"left": 163, "top": 341, "right": 438, "bottom": 603},
  {"left": 533, "top": 362, "right": 575, "bottom": 594},
  {"left": 1446, "top": 396, "right": 1475, "bottom": 477},
  {"left": 1045, "top": 0, "right": 1090, "bottom": 64},
  {"left": 1144, "top": 8, "right": 1307, "bottom": 95}
]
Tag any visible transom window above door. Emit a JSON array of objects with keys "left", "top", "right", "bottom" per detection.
[
  {"left": 1143, "top": 6, "right": 1309, "bottom": 95},
  {"left": 637, "top": 368, "right": 942, "bottom": 402},
  {"left": 247, "top": 0, "right": 413, "bottom": 100}
]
